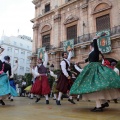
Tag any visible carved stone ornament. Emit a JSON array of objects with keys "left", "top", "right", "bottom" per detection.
[
  {"left": 32, "top": 0, "right": 40, "bottom": 5},
  {"left": 41, "top": 24, "right": 52, "bottom": 33},
  {"left": 92, "top": 1, "right": 112, "bottom": 14},
  {"left": 64, "top": 15, "right": 79, "bottom": 25},
  {"left": 81, "top": 3, "right": 88, "bottom": 9},
  {"left": 54, "top": 14, "right": 61, "bottom": 22},
  {"left": 32, "top": 23, "right": 39, "bottom": 29}
]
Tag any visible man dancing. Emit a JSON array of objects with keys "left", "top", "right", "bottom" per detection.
[
  {"left": 31, "top": 51, "right": 50, "bottom": 104},
  {"left": 56, "top": 50, "right": 75, "bottom": 105}
]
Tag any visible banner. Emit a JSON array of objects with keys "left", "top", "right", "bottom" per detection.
[
  {"left": 96, "top": 29, "right": 111, "bottom": 53},
  {"left": 37, "top": 47, "right": 45, "bottom": 60},
  {"left": 63, "top": 39, "right": 74, "bottom": 56}
]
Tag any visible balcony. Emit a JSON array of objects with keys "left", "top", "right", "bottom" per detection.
[
  {"left": 40, "top": 25, "right": 120, "bottom": 53},
  {"left": 59, "top": 25, "right": 120, "bottom": 48}
]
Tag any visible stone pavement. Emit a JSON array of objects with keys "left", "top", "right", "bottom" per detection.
[{"left": 0, "top": 97, "right": 120, "bottom": 120}]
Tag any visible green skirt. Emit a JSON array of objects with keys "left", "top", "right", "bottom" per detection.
[{"left": 70, "top": 62, "right": 120, "bottom": 95}]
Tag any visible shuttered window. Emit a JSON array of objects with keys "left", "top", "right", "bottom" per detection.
[
  {"left": 67, "top": 25, "right": 77, "bottom": 43},
  {"left": 45, "top": 4, "right": 50, "bottom": 13},
  {"left": 96, "top": 14, "right": 110, "bottom": 31},
  {"left": 42, "top": 34, "right": 50, "bottom": 48}
]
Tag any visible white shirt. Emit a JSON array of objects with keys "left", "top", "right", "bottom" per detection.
[
  {"left": 50, "top": 71, "right": 57, "bottom": 78},
  {"left": 74, "top": 64, "right": 83, "bottom": 72},
  {"left": 10, "top": 63, "right": 18, "bottom": 78},
  {"left": 22, "top": 81, "right": 26, "bottom": 86},
  {"left": 60, "top": 51, "right": 73, "bottom": 77},
  {"left": 34, "top": 52, "right": 48, "bottom": 77},
  {"left": 114, "top": 68, "right": 119, "bottom": 75},
  {"left": 50, "top": 71, "right": 58, "bottom": 81}
]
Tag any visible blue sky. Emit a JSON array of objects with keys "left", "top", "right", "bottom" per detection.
[{"left": 0, "top": 0, "right": 34, "bottom": 38}]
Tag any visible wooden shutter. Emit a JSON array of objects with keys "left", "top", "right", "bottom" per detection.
[
  {"left": 67, "top": 25, "right": 77, "bottom": 43},
  {"left": 96, "top": 14, "right": 110, "bottom": 31},
  {"left": 42, "top": 34, "right": 50, "bottom": 47}
]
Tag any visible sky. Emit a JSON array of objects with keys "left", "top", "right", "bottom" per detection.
[{"left": 0, "top": 0, "right": 34, "bottom": 38}]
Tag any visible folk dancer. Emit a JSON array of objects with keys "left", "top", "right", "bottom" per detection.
[
  {"left": 56, "top": 50, "right": 76, "bottom": 105},
  {"left": 72, "top": 62, "right": 83, "bottom": 101},
  {"left": 49, "top": 68, "right": 58, "bottom": 100},
  {"left": 70, "top": 36, "right": 120, "bottom": 112},
  {"left": 31, "top": 52, "right": 50, "bottom": 104},
  {"left": 9, "top": 60, "right": 18, "bottom": 101},
  {"left": 0, "top": 56, "right": 17, "bottom": 105}
]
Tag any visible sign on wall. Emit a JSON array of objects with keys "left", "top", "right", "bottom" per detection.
[
  {"left": 37, "top": 47, "right": 45, "bottom": 60},
  {"left": 96, "top": 29, "right": 111, "bottom": 53},
  {"left": 63, "top": 39, "right": 74, "bottom": 56}
]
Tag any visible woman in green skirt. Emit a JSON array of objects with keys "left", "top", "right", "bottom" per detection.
[{"left": 70, "top": 36, "right": 120, "bottom": 112}]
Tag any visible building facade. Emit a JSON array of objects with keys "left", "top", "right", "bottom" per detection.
[
  {"left": 0, "top": 35, "right": 32, "bottom": 75},
  {"left": 31, "top": 0, "right": 120, "bottom": 68}
]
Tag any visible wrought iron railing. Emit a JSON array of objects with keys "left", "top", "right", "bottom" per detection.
[
  {"left": 59, "top": 25, "right": 120, "bottom": 48},
  {"left": 110, "top": 25, "right": 120, "bottom": 36},
  {"left": 40, "top": 25, "right": 120, "bottom": 52}
]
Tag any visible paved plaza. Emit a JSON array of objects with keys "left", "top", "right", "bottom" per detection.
[{"left": 0, "top": 97, "right": 120, "bottom": 120}]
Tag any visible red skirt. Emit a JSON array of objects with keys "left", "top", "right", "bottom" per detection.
[
  {"left": 56, "top": 73, "right": 73, "bottom": 94},
  {"left": 30, "top": 75, "right": 50, "bottom": 95}
]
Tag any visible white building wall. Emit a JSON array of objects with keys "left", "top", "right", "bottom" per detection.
[{"left": 0, "top": 35, "right": 32, "bottom": 75}]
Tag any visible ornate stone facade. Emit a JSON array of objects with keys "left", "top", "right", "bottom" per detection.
[{"left": 31, "top": 0, "right": 120, "bottom": 68}]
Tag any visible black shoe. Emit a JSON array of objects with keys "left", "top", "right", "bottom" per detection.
[
  {"left": 91, "top": 107, "right": 103, "bottom": 112},
  {"left": 53, "top": 98, "right": 56, "bottom": 100},
  {"left": 113, "top": 99, "right": 118, "bottom": 103},
  {"left": 101, "top": 102, "right": 109, "bottom": 108},
  {"left": 46, "top": 100, "right": 49, "bottom": 104},
  {"left": 0, "top": 100, "right": 5, "bottom": 105},
  {"left": 10, "top": 99, "right": 13, "bottom": 101},
  {"left": 56, "top": 100, "right": 61, "bottom": 105},
  {"left": 77, "top": 98, "right": 79, "bottom": 101},
  {"left": 8, "top": 96, "right": 11, "bottom": 99},
  {"left": 35, "top": 98, "right": 40, "bottom": 103},
  {"left": 68, "top": 99, "right": 76, "bottom": 104}
]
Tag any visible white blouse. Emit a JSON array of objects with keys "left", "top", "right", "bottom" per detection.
[{"left": 60, "top": 51, "right": 73, "bottom": 77}]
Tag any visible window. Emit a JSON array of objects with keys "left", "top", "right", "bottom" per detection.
[
  {"left": 20, "top": 66, "right": 24, "bottom": 71},
  {"left": 26, "top": 59, "right": 30, "bottom": 64},
  {"left": 26, "top": 67, "right": 30, "bottom": 72},
  {"left": 27, "top": 46, "right": 29, "bottom": 49},
  {"left": 27, "top": 52, "right": 31, "bottom": 56},
  {"left": 45, "top": 4, "right": 50, "bottom": 13},
  {"left": 7, "top": 47, "right": 12, "bottom": 52},
  {"left": 14, "top": 57, "right": 18, "bottom": 64},
  {"left": 14, "top": 41, "right": 17, "bottom": 45},
  {"left": 21, "top": 50, "right": 25, "bottom": 55},
  {"left": 14, "top": 49, "right": 19, "bottom": 54},
  {"left": 65, "top": 0, "right": 71, "bottom": 3},
  {"left": 67, "top": 25, "right": 77, "bottom": 43},
  {"left": 96, "top": 14, "right": 110, "bottom": 31},
  {"left": 20, "top": 58, "right": 24, "bottom": 64},
  {"left": 20, "top": 43, "right": 23, "bottom": 46},
  {"left": 42, "top": 34, "right": 50, "bottom": 50}
]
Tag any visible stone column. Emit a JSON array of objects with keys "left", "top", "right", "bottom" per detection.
[{"left": 32, "top": 23, "right": 39, "bottom": 53}]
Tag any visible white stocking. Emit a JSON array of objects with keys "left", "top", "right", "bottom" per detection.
[
  {"left": 96, "top": 100, "right": 101, "bottom": 108},
  {"left": 54, "top": 94, "right": 57, "bottom": 99},
  {"left": 57, "top": 92, "right": 63, "bottom": 101},
  {"left": 44, "top": 95, "right": 49, "bottom": 100},
  {"left": 69, "top": 96, "right": 72, "bottom": 100}
]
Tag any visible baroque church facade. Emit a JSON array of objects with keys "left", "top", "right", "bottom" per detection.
[{"left": 31, "top": 0, "right": 120, "bottom": 68}]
